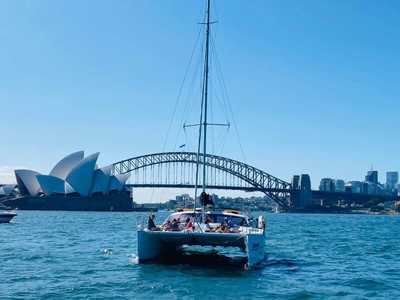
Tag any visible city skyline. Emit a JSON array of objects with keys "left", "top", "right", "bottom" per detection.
[{"left": 1, "top": 1, "right": 400, "bottom": 202}]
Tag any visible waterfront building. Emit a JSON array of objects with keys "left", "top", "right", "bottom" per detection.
[
  {"left": 15, "top": 151, "right": 130, "bottom": 197},
  {"left": 361, "top": 182, "right": 369, "bottom": 194},
  {"left": 345, "top": 180, "right": 384, "bottom": 195},
  {"left": 367, "top": 183, "right": 378, "bottom": 195},
  {"left": 175, "top": 194, "right": 193, "bottom": 207},
  {"left": 319, "top": 178, "right": 335, "bottom": 192},
  {"left": 365, "top": 170, "right": 378, "bottom": 184},
  {"left": 335, "top": 179, "right": 345, "bottom": 192},
  {"left": 346, "top": 181, "right": 363, "bottom": 193},
  {"left": 386, "top": 171, "right": 398, "bottom": 191}
]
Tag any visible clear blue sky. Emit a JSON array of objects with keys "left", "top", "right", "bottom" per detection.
[{"left": 1, "top": 0, "right": 399, "bottom": 200}]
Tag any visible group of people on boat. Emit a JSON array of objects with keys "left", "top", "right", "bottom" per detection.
[
  {"left": 147, "top": 214, "right": 194, "bottom": 232},
  {"left": 161, "top": 217, "right": 194, "bottom": 231},
  {"left": 147, "top": 213, "right": 242, "bottom": 233}
]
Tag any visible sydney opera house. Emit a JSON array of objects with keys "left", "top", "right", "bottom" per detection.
[{"left": 4, "top": 151, "right": 135, "bottom": 211}]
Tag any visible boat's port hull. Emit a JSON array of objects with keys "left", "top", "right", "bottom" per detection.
[{"left": 137, "top": 230, "right": 265, "bottom": 268}]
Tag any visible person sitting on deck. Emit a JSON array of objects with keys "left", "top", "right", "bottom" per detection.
[
  {"left": 215, "top": 222, "right": 229, "bottom": 233},
  {"left": 171, "top": 218, "right": 180, "bottom": 231},
  {"left": 147, "top": 214, "right": 158, "bottom": 231},
  {"left": 204, "top": 217, "right": 212, "bottom": 232},
  {"left": 185, "top": 217, "right": 194, "bottom": 231},
  {"left": 224, "top": 217, "right": 234, "bottom": 229},
  {"left": 221, "top": 217, "right": 232, "bottom": 230},
  {"left": 219, "top": 217, "right": 230, "bottom": 231},
  {"left": 162, "top": 220, "right": 172, "bottom": 231}
]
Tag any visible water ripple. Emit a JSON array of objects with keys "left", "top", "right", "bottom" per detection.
[{"left": 1, "top": 211, "right": 400, "bottom": 299}]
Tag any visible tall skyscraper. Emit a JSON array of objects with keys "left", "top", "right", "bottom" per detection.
[
  {"left": 365, "top": 170, "right": 378, "bottom": 184},
  {"left": 386, "top": 172, "right": 399, "bottom": 191}
]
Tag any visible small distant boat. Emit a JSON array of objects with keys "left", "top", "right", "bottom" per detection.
[{"left": 0, "top": 204, "right": 17, "bottom": 223}]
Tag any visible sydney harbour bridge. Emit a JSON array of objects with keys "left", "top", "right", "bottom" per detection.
[{"left": 112, "top": 152, "right": 397, "bottom": 210}]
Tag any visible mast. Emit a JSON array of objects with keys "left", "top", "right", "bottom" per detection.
[
  {"left": 202, "top": 0, "right": 211, "bottom": 194},
  {"left": 192, "top": 0, "right": 225, "bottom": 216},
  {"left": 193, "top": 0, "right": 211, "bottom": 213}
]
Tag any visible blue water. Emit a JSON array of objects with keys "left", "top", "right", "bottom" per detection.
[{"left": 1, "top": 211, "right": 400, "bottom": 299}]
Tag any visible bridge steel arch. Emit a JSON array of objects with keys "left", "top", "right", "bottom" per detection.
[{"left": 112, "top": 152, "right": 292, "bottom": 208}]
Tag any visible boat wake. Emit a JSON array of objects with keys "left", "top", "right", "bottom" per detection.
[
  {"left": 128, "top": 254, "right": 139, "bottom": 265},
  {"left": 263, "top": 258, "right": 297, "bottom": 268},
  {"left": 102, "top": 248, "right": 113, "bottom": 256}
]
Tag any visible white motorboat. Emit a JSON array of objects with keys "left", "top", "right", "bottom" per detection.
[
  {"left": 137, "top": 209, "right": 266, "bottom": 268},
  {"left": 0, "top": 210, "right": 17, "bottom": 223},
  {"left": 137, "top": 0, "right": 267, "bottom": 268}
]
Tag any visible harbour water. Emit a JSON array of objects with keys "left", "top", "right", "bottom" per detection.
[{"left": 1, "top": 211, "right": 400, "bottom": 299}]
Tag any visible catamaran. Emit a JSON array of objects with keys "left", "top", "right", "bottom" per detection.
[{"left": 136, "top": 0, "right": 266, "bottom": 269}]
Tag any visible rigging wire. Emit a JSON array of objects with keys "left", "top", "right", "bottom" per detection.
[
  {"left": 208, "top": 46, "right": 230, "bottom": 155},
  {"left": 153, "top": 23, "right": 203, "bottom": 203},
  {"left": 209, "top": 75, "right": 216, "bottom": 155},
  {"left": 173, "top": 27, "right": 205, "bottom": 151},
  {"left": 210, "top": 33, "right": 247, "bottom": 163},
  {"left": 210, "top": 61, "right": 230, "bottom": 124},
  {"left": 162, "top": 26, "right": 203, "bottom": 152}
]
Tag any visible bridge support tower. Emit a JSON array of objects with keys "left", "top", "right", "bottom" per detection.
[{"left": 290, "top": 174, "right": 312, "bottom": 208}]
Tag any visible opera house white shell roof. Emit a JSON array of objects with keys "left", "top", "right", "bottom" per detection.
[
  {"left": 15, "top": 169, "right": 42, "bottom": 196},
  {"left": 50, "top": 151, "right": 84, "bottom": 180},
  {"left": 91, "top": 166, "right": 112, "bottom": 194},
  {"left": 37, "top": 175, "right": 67, "bottom": 195},
  {"left": 66, "top": 153, "right": 99, "bottom": 197},
  {"left": 109, "top": 174, "right": 130, "bottom": 192},
  {"left": 14, "top": 151, "right": 130, "bottom": 197}
]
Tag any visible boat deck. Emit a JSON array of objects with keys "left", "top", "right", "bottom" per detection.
[
  {"left": 139, "top": 225, "right": 264, "bottom": 249},
  {"left": 141, "top": 229, "right": 245, "bottom": 248}
]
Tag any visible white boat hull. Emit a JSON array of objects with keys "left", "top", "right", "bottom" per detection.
[
  {"left": 137, "top": 229, "right": 265, "bottom": 268},
  {"left": 0, "top": 212, "right": 17, "bottom": 223}
]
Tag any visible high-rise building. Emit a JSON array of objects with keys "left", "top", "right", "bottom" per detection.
[
  {"left": 335, "top": 179, "right": 345, "bottom": 192},
  {"left": 346, "top": 181, "right": 363, "bottom": 193},
  {"left": 365, "top": 170, "right": 378, "bottom": 184},
  {"left": 319, "top": 178, "right": 335, "bottom": 192},
  {"left": 386, "top": 172, "right": 399, "bottom": 191}
]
